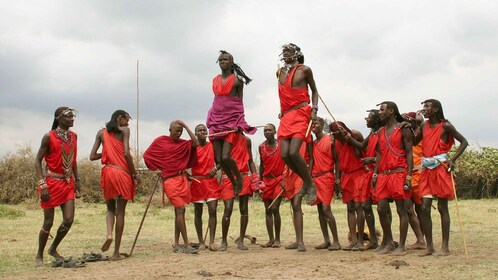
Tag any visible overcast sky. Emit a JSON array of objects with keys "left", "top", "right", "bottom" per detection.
[{"left": 1, "top": 0, "right": 497, "bottom": 161}]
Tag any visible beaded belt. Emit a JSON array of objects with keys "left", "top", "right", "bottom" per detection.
[
  {"left": 312, "top": 170, "right": 333, "bottom": 178},
  {"left": 104, "top": 164, "right": 131, "bottom": 174},
  {"left": 379, "top": 167, "right": 406, "bottom": 175},
  {"left": 281, "top": 102, "right": 309, "bottom": 117}
]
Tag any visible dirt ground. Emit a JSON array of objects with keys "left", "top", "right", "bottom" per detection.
[{"left": 5, "top": 237, "right": 498, "bottom": 280}]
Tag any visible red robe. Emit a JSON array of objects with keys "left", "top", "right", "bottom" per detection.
[
  {"left": 335, "top": 139, "right": 367, "bottom": 203},
  {"left": 144, "top": 136, "right": 197, "bottom": 207},
  {"left": 362, "top": 131, "right": 379, "bottom": 203},
  {"left": 311, "top": 135, "right": 335, "bottom": 206},
  {"left": 220, "top": 133, "right": 252, "bottom": 200},
  {"left": 190, "top": 142, "right": 221, "bottom": 202},
  {"left": 100, "top": 129, "right": 136, "bottom": 201},
  {"left": 419, "top": 121, "right": 455, "bottom": 199},
  {"left": 283, "top": 143, "right": 308, "bottom": 200},
  {"left": 40, "top": 130, "right": 77, "bottom": 209},
  {"left": 375, "top": 126, "right": 409, "bottom": 201},
  {"left": 411, "top": 143, "right": 423, "bottom": 204},
  {"left": 277, "top": 65, "right": 312, "bottom": 142},
  {"left": 259, "top": 141, "right": 285, "bottom": 202}
]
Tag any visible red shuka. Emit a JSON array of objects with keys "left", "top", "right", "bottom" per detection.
[
  {"left": 100, "top": 129, "right": 135, "bottom": 201},
  {"left": 143, "top": 136, "right": 197, "bottom": 178},
  {"left": 311, "top": 135, "right": 335, "bottom": 206},
  {"left": 419, "top": 121, "right": 455, "bottom": 199},
  {"left": 40, "top": 130, "right": 77, "bottom": 209},
  {"left": 190, "top": 142, "right": 220, "bottom": 202},
  {"left": 259, "top": 141, "right": 285, "bottom": 202},
  {"left": 335, "top": 139, "right": 367, "bottom": 203},
  {"left": 213, "top": 74, "right": 235, "bottom": 96},
  {"left": 277, "top": 65, "right": 312, "bottom": 142},
  {"left": 375, "top": 126, "right": 409, "bottom": 201}
]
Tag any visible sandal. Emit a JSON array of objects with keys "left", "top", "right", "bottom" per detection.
[
  {"left": 183, "top": 246, "right": 199, "bottom": 254},
  {"left": 82, "top": 252, "right": 110, "bottom": 262},
  {"left": 62, "top": 257, "right": 86, "bottom": 268},
  {"left": 51, "top": 259, "right": 64, "bottom": 268}
]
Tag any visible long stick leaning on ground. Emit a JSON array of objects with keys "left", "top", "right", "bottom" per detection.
[
  {"left": 436, "top": 159, "right": 469, "bottom": 260},
  {"left": 129, "top": 172, "right": 161, "bottom": 257}
]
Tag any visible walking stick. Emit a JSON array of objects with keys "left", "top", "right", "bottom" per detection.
[
  {"left": 436, "top": 159, "right": 469, "bottom": 260},
  {"left": 129, "top": 174, "right": 161, "bottom": 256},
  {"left": 317, "top": 93, "right": 338, "bottom": 123},
  {"left": 268, "top": 189, "right": 285, "bottom": 209},
  {"left": 305, "top": 120, "right": 313, "bottom": 138}
]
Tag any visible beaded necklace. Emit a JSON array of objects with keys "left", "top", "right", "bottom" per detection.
[
  {"left": 262, "top": 141, "right": 279, "bottom": 156},
  {"left": 55, "top": 127, "right": 74, "bottom": 183}
]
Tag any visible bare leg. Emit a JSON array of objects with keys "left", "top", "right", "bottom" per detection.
[
  {"left": 272, "top": 197, "right": 282, "bottom": 248},
  {"left": 214, "top": 140, "right": 236, "bottom": 190},
  {"left": 219, "top": 199, "right": 234, "bottom": 251},
  {"left": 376, "top": 199, "right": 395, "bottom": 254},
  {"left": 35, "top": 208, "right": 54, "bottom": 267},
  {"left": 362, "top": 199, "right": 379, "bottom": 250},
  {"left": 392, "top": 199, "right": 409, "bottom": 256},
  {"left": 262, "top": 200, "right": 275, "bottom": 248},
  {"left": 194, "top": 203, "right": 205, "bottom": 249},
  {"left": 280, "top": 138, "right": 316, "bottom": 204},
  {"left": 174, "top": 212, "right": 180, "bottom": 248},
  {"left": 285, "top": 194, "right": 306, "bottom": 252},
  {"left": 48, "top": 200, "right": 74, "bottom": 260},
  {"left": 355, "top": 201, "right": 365, "bottom": 249},
  {"left": 315, "top": 204, "right": 331, "bottom": 249},
  {"left": 323, "top": 204, "right": 341, "bottom": 250},
  {"left": 436, "top": 198, "right": 451, "bottom": 256},
  {"left": 221, "top": 141, "right": 243, "bottom": 195},
  {"left": 419, "top": 197, "right": 435, "bottom": 256},
  {"left": 343, "top": 201, "right": 359, "bottom": 250},
  {"left": 238, "top": 195, "right": 249, "bottom": 250},
  {"left": 207, "top": 200, "right": 218, "bottom": 250},
  {"left": 102, "top": 200, "right": 116, "bottom": 252},
  {"left": 112, "top": 199, "right": 128, "bottom": 260},
  {"left": 406, "top": 199, "right": 426, "bottom": 250}
]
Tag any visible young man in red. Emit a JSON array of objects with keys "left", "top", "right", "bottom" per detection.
[
  {"left": 35, "top": 107, "right": 80, "bottom": 267},
  {"left": 207, "top": 51, "right": 256, "bottom": 195},
  {"left": 89, "top": 110, "right": 140, "bottom": 260},
  {"left": 311, "top": 117, "right": 341, "bottom": 251},
  {"left": 219, "top": 132, "right": 257, "bottom": 251},
  {"left": 190, "top": 124, "right": 221, "bottom": 251},
  {"left": 277, "top": 43, "right": 318, "bottom": 205},
  {"left": 258, "top": 123, "right": 285, "bottom": 248},
  {"left": 330, "top": 121, "right": 368, "bottom": 251},
  {"left": 415, "top": 99, "right": 468, "bottom": 256},
  {"left": 372, "top": 101, "right": 413, "bottom": 255},
  {"left": 144, "top": 120, "right": 199, "bottom": 254}
]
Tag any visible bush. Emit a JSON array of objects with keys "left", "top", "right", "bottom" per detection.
[
  {"left": 0, "top": 145, "right": 37, "bottom": 204},
  {"left": 452, "top": 146, "right": 498, "bottom": 199}
]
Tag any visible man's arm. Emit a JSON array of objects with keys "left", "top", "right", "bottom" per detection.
[
  {"left": 303, "top": 67, "right": 318, "bottom": 120},
  {"left": 443, "top": 121, "right": 468, "bottom": 171},
  {"left": 258, "top": 144, "right": 264, "bottom": 179},
  {"left": 402, "top": 127, "right": 413, "bottom": 190},
  {"left": 246, "top": 137, "right": 257, "bottom": 174},
  {"left": 177, "top": 120, "right": 199, "bottom": 147},
  {"left": 89, "top": 129, "right": 103, "bottom": 161},
  {"left": 350, "top": 130, "right": 365, "bottom": 159}
]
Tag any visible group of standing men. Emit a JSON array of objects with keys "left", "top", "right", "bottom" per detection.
[{"left": 34, "top": 43, "right": 468, "bottom": 266}]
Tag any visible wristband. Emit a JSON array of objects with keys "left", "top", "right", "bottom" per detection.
[
  {"left": 312, "top": 105, "right": 318, "bottom": 111},
  {"left": 372, "top": 173, "right": 378, "bottom": 178},
  {"left": 405, "top": 175, "right": 413, "bottom": 181}
]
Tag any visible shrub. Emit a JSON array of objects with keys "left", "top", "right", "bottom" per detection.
[{"left": 0, "top": 145, "right": 37, "bottom": 204}]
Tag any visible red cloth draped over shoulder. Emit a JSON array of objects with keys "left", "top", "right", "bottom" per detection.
[
  {"left": 231, "top": 133, "right": 250, "bottom": 172},
  {"left": 419, "top": 121, "right": 455, "bottom": 199},
  {"left": 191, "top": 142, "right": 215, "bottom": 176},
  {"left": 206, "top": 74, "right": 257, "bottom": 140},
  {"left": 143, "top": 136, "right": 197, "bottom": 178},
  {"left": 40, "top": 130, "right": 77, "bottom": 209},
  {"left": 277, "top": 65, "right": 312, "bottom": 142},
  {"left": 100, "top": 129, "right": 135, "bottom": 201},
  {"left": 377, "top": 126, "right": 406, "bottom": 172},
  {"left": 259, "top": 142, "right": 284, "bottom": 177},
  {"left": 335, "top": 140, "right": 363, "bottom": 173}
]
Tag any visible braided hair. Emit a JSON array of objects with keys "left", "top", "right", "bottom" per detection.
[
  {"left": 106, "top": 110, "right": 130, "bottom": 133},
  {"left": 280, "top": 43, "right": 305, "bottom": 64},
  {"left": 377, "top": 101, "right": 404, "bottom": 123},
  {"left": 421, "top": 99, "right": 445, "bottom": 121},
  {"left": 51, "top": 107, "right": 70, "bottom": 130},
  {"left": 217, "top": 50, "right": 252, "bottom": 85}
]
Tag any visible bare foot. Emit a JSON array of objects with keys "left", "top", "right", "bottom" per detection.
[
  {"left": 314, "top": 242, "right": 330, "bottom": 250},
  {"left": 48, "top": 247, "right": 64, "bottom": 261},
  {"left": 297, "top": 243, "right": 306, "bottom": 252},
  {"left": 328, "top": 242, "right": 342, "bottom": 251},
  {"left": 306, "top": 185, "right": 318, "bottom": 205},
  {"left": 35, "top": 257, "right": 44, "bottom": 268},
  {"left": 391, "top": 247, "right": 407, "bottom": 256},
  {"left": 377, "top": 242, "right": 395, "bottom": 254},
  {"left": 261, "top": 241, "right": 274, "bottom": 248},
  {"left": 219, "top": 241, "right": 228, "bottom": 251},
  {"left": 363, "top": 242, "right": 379, "bottom": 251},
  {"left": 342, "top": 243, "right": 356, "bottom": 251},
  {"left": 208, "top": 244, "right": 218, "bottom": 252},
  {"left": 434, "top": 248, "right": 450, "bottom": 256},
  {"left": 375, "top": 242, "right": 386, "bottom": 252},
  {"left": 272, "top": 240, "right": 281, "bottom": 248},
  {"left": 234, "top": 176, "right": 243, "bottom": 195},
  {"left": 237, "top": 241, "right": 248, "bottom": 250},
  {"left": 285, "top": 242, "right": 298, "bottom": 250},
  {"left": 418, "top": 248, "right": 435, "bottom": 257},
  {"left": 352, "top": 243, "right": 363, "bottom": 251},
  {"left": 101, "top": 237, "right": 113, "bottom": 252},
  {"left": 198, "top": 244, "right": 206, "bottom": 250},
  {"left": 111, "top": 253, "right": 126, "bottom": 261},
  {"left": 407, "top": 241, "right": 426, "bottom": 250}
]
